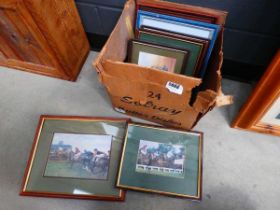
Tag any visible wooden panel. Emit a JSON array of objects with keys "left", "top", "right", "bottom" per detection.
[
  {"left": 0, "top": 9, "right": 43, "bottom": 65},
  {"left": 0, "top": 0, "right": 89, "bottom": 81},
  {"left": 0, "top": 50, "right": 4, "bottom": 59},
  {"left": 0, "top": 32, "right": 19, "bottom": 60},
  {"left": 24, "top": 0, "right": 90, "bottom": 79},
  {"left": 0, "top": 0, "right": 63, "bottom": 77}
]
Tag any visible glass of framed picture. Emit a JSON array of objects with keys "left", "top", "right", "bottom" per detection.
[
  {"left": 117, "top": 123, "right": 203, "bottom": 200},
  {"left": 20, "top": 115, "right": 129, "bottom": 201},
  {"left": 128, "top": 39, "right": 189, "bottom": 74},
  {"left": 232, "top": 50, "right": 280, "bottom": 136}
]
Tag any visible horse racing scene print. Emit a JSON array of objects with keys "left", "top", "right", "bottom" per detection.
[
  {"left": 44, "top": 133, "right": 112, "bottom": 180},
  {"left": 136, "top": 140, "right": 186, "bottom": 178}
]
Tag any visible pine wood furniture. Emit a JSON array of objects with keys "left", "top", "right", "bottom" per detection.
[
  {"left": 232, "top": 50, "right": 280, "bottom": 136},
  {"left": 0, "top": 0, "right": 90, "bottom": 81}
]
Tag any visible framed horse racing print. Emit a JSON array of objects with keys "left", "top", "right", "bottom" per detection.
[
  {"left": 20, "top": 115, "right": 129, "bottom": 201},
  {"left": 232, "top": 50, "right": 280, "bottom": 136},
  {"left": 117, "top": 123, "right": 203, "bottom": 200},
  {"left": 44, "top": 133, "right": 112, "bottom": 180}
]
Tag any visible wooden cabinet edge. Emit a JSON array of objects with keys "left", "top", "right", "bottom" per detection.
[{"left": 231, "top": 50, "right": 280, "bottom": 136}]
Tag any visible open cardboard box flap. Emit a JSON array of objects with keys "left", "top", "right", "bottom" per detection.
[{"left": 94, "top": 0, "right": 233, "bottom": 129}]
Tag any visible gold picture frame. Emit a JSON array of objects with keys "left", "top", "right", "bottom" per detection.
[{"left": 116, "top": 122, "right": 203, "bottom": 199}]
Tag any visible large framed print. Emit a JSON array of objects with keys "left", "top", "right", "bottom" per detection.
[
  {"left": 138, "top": 26, "right": 209, "bottom": 77},
  {"left": 136, "top": 0, "right": 228, "bottom": 26},
  {"left": 135, "top": 10, "right": 220, "bottom": 77},
  {"left": 136, "top": 10, "right": 217, "bottom": 40},
  {"left": 117, "top": 123, "right": 203, "bottom": 200},
  {"left": 232, "top": 50, "right": 280, "bottom": 136},
  {"left": 139, "top": 6, "right": 215, "bottom": 24},
  {"left": 128, "top": 39, "right": 189, "bottom": 74},
  {"left": 20, "top": 115, "right": 129, "bottom": 201}
]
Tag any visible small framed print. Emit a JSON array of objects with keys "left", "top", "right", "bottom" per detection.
[
  {"left": 128, "top": 39, "right": 189, "bottom": 74},
  {"left": 20, "top": 115, "right": 129, "bottom": 201},
  {"left": 117, "top": 123, "right": 203, "bottom": 200},
  {"left": 232, "top": 50, "right": 280, "bottom": 136}
]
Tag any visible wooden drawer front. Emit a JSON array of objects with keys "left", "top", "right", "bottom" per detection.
[
  {"left": 0, "top": 9, "right": 55, "bottom": 68},
  {"left": 0, "top": 0, "right": 61, "bottom": 76},
  {"left": 0, "top": 0, "right": 89, "bottom": 80}
]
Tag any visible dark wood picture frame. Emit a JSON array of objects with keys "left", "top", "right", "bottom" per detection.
[
  {"left": 20, "top": 115, "right": 129, "bottom": 201},
  {"left": 136, "top": 0, "right": 228, "bottom": 26},
  {"left": 232, "top": 50, "right": 280, "bottom": 136},
  {"left": 116, "top": 122, "right": 203, "bottom": 200}
]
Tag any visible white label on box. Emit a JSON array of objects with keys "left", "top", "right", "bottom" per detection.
[
  {"left": 114, "top": 107, "right": 126, "bottom": 113},
  {"left": 166, "top": 81, "right": 183, "bottom": 95}
]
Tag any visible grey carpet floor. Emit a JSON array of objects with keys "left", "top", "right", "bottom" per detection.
[{"left": 0, "top": 51, "right": 279, "bottom": 210}]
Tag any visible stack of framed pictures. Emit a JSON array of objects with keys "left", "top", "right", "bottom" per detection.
[
  {"left": 127, "top": 2, "right": 222, "bottom": 78},
  {"left": 21, "top": 116, "right": 203, "bottom": 201}
]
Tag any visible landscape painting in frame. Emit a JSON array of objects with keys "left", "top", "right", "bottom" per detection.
[
  {"left": 138, "top": 51, "right": 176, "bottom": 72},
  {"left": 136, "top": 140, "right": 186, "bottom": 178},
  {"left": 44, "top": 133, "right": 112, "bottom": 180},
  {"left": 260, "top": 96, "right": 280, "bottom": 127}
]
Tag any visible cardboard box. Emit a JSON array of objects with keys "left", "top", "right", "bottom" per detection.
[{"left": 94, "top": 0, "right": 233, "bottom": 130}]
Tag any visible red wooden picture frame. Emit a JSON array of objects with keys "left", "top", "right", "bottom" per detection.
[
  {"left": 20, "top": 115, "right": 130, "bottom": 201},
  {"left": 135, "top": 0, "right": 228, "bottom": 27},
  {"left": 232, "top": 50, "right": 280, "bottom": 136}
]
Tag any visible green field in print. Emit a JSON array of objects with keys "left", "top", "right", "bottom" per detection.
[{"left": 44, "top": 160, "right": 103, "bottom": 179}]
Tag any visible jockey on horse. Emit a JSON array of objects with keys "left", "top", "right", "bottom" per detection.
[
  {"left": 91, "top": 148, "right": 107, "bottom": 167},
  {"left": 82, "top": 150, "right": 93, "bottom": 170}
]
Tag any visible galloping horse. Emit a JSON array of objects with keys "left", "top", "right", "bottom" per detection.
[
  {"left": 89, "top": 155, "right": 109, "bottom": 175},
  {"left": 69, "top": 151, "right": 109, "bottom": 176},
  {"left": 138, "top": 152, "right": 181, "bottom": 168}
]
